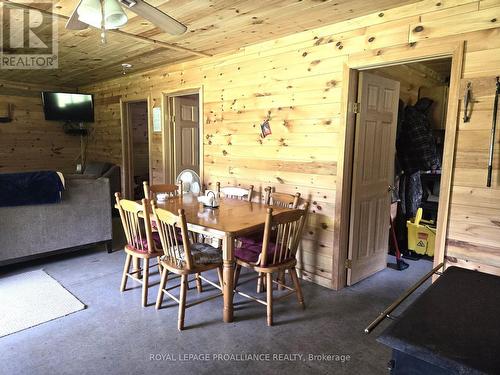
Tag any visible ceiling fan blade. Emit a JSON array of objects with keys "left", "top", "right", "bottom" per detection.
[
  {"left": 65, "top": 0, "right": 89, "bottom": 30},
  {"left": 120, "top": 0, "right": 187, "bottom": 35}
]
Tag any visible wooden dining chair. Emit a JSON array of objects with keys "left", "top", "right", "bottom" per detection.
[
  {"left": 144, "top": 181, "right": 200, "bottom": 253},
  {"left": 251, "top": 187, "right": 301, "bottom": 292},
  {"left": 152, "top": 203, "right": 224, "bottom": 331},
  {"left": 216, "top": 182, "right": 254, "bottom": 201},
  {"left": 264, "top": 186, "right": 301, "bottom": 208},
  {"left": 115, "top": 193, "right": 163, "bottom": 307},
  {"left": 233, "top": 204, "right": 309, "bottom": 326},
  {"left": 143, "top": 181, "right": 179, "bottom": 201}
]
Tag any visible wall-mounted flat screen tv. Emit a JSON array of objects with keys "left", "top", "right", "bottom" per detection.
[{"left": 41, "top": 92, "right": 94, "bottom": 122}]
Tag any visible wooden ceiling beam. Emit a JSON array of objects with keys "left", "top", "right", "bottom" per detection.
[{"left": 4, "top": 0, "right": 211, "bottom": 58}]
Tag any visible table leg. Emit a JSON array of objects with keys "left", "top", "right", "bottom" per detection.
[{"left": 222, "top": 235, "right": 235, "bottom": 323}]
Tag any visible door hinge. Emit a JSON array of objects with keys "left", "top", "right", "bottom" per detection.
[
  {"left": 352, "top": 102, "right": 360, "bottom": 114},
  {"left": 345, "top": 259, "right": 352, "bottom": 269}
]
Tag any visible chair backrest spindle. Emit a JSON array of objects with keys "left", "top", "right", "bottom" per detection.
[
  {"left": 152, "top": 204, "right": 195, "bottom": 270},
  {"left": 259, "top": 203, "right": 309, "bottom": 267},
  {"left": 264, "top": 187, "right": 300, "bottom": 208},
  {"left": 115, "top": 193, "right": 157, "bottom": 254},
  {"left": 143, "top": 181, "right": 179, "bottom": 201},
  {"left": 216, "top": 182, "right": 254, "bottom": 201}
]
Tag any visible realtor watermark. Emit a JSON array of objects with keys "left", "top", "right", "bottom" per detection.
[
  {"left": 0, "top": 0, "right": 58, "bottom": 69},
  {"left": 149, "top": 352, "right": 351, "bottom": 363}
]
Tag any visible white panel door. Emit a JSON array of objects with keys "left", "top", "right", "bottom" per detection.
[
  {"left": 173, "top": 96, "right": 199, "bottom": 177},
  {"left": 347, "top": 72, "right": 400, "bottom": 286}
]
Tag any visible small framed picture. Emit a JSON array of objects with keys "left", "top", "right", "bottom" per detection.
[{"left": 261, "top": 119, "right": 272, "bottom": 138}]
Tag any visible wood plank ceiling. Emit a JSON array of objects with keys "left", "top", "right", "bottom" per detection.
[{"left": 0, "top": 0, "right": 421, "bottom": 87}]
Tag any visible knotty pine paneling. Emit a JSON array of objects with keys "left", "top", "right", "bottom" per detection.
[
  {"left": 0, "top": 83, "right": 81, "bottom": 174},
  {"left": 371, "top": 62, "right": 448, "bottom": 105},
  {"left": 82, "top": 0, "right": 500, "bottom": 288}
]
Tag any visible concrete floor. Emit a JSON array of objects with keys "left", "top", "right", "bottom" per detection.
[{"left": 0, "top": 236, "right": 432, "bottom": 375}]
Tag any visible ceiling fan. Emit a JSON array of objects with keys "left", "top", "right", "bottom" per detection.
[{"left": 66, "top": 0, "right": 187, "bottom": 36}]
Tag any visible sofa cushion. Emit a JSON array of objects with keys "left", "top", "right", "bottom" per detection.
[{"left": 84, "top": 162, "right": 112, "bottom": 177}]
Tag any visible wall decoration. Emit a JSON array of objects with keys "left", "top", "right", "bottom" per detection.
[
  {"left": 152, "top": 106, "right": 162, "bottom": 132},
  {"left": 260, "top": 119, "right": 272, "bottom": 138}
]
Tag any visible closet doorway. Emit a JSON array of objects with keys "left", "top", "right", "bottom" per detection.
[
  {"left": 163, "top": 89, "right": 202, "bottom": 184},
  {"left": 120, "top": 98, "right": 151, "bottom": 199},
  {"left": 344, "top": 57, "right": 454, "bottom": 286}
]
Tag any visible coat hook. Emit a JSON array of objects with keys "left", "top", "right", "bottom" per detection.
[
  {"left": 463, "top": 82, "right": 472, "bottom": 123},
  {"left": 486, "top": 76, "right": 500, "bottom": 187}
]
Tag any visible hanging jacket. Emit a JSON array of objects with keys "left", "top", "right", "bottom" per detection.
[{"left": 396, "top": 97, "right": 441, "bottom": 174}]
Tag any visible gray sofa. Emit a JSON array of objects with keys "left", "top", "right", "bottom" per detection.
[
  {"left": 0, "top": 177, "right": 112, "bottom": 266},
  {"left": 82, "top": 161, "right": 121, "bottom": 210}
]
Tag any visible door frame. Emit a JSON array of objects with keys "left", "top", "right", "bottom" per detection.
[
  {"left": 334, "top": 40, "right": 465, "bottom": 289},
  {"left": 161, "top": 87, "right": 204, "bottom": 184},
  {"left": 119, "top": 95, "right": 152, "bottom": 198}
]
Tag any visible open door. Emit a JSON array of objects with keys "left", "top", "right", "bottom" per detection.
[
  {"left": 121, "top": 100, "right": 149, "bottom": 199},
  {"left": 173, "top": 95, "right": 199, "bottom": 178},
  {"left": 347, "top": 72, "right": 400, "bottom": 285}
]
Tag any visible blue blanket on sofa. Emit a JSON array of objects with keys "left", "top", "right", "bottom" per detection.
[{"left": 0, "top": 171, "right": 65, "bottom": 207}]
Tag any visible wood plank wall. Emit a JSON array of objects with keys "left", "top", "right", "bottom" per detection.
[
  {"left": 0, "top": 81, "right": 81, "bottom": 174},
  {"left": 82, "top": 0, "right": 500, "bottom": 289},
  {"left": 371, "top": 63, "right": 447, "bottom": 105}
]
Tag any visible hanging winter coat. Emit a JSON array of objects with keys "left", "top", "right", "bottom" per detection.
[{"left": 396, "top": 98, "right": 441, "bottom": 174}]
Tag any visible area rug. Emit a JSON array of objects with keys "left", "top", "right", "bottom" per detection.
[{"left": 0, "top": 270, "right": 85, "bottom": 337}]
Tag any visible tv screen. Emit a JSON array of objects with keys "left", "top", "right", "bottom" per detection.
[{"left": 41, "top": 92, "right": 94, "bottom": 122}]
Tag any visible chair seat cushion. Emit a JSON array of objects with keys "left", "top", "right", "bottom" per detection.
[
  {"left": 132, "top": 232, "right": 162, "bottom": 253},
  {"left": 236, "top": 229, "right": 279, "bottom": 248},
  {"left": 236, "top": 233, "right": 262, "bottom": 247},
  {"left": 183, "top": 243, "right": 222, "bottom": 265},
  {"left": 235, "top": 242, "right": 278, "bottom": 264}
]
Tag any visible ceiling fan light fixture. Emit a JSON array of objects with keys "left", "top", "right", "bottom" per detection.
[
  {"left": 68, "top": 0, "right": 187, "bottom": 36},
  {"left": 104, "top": 0, "right": 128, "bottom": 29},
  {"left": 119, "top": 0, "right": 137, "bottom": 8},
  {"left": 77, "top": 0, "right": 127, "bottom": 30},
  {"left": 77, "top": 0, "right": 102, "bottom": 28}
]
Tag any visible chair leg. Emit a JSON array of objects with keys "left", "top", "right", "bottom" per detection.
[
  {"left": 266, "top": 273, "right": 273, "bottom": 326},
  {"left": 133, "top": 257, "right": 142, "bottom": 279},
  {"left": 120, "top": 254, "right": 132, "bottom": 292},
  {"left": 156, "top": 267, "right": 169, "bottom": 310},
  {"left": 142, "top": 258, "right": 149, "bottom": 307},
  {"left": 157, "top": 256, "right": 162, "bottom": 274},
  {"left": 277, "top": 270, "right": 286, "bottom": 291},
  {"left": 217, "top": 267, "right": 224, "bottom": 289},
  {"left": 178, "top": 274, "right": 188, "bottom": 331},
  {"left": 257, "top": 272, "right": 264, "bottom": 293},
  {"left": 233, "top": 264, "right": 241, "bottom": 289},
  {"left": 290, "top": 267, "right": 305, "bottom": 309},
  {"left": 195, "top": 273, "right": 203, "bottom": 293}
]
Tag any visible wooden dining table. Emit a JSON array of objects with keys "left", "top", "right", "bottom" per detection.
[{"left": 151, "top": 193, "right": 292, "bottom": 323}]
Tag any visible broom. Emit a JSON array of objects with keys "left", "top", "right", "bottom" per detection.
[{"left": 390, "top": 216, "right": 409, "bottom": 271}]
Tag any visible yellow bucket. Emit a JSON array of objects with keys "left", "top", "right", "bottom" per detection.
[{"left": 406, "top": 208, "right": 436, "bottom": 256}]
